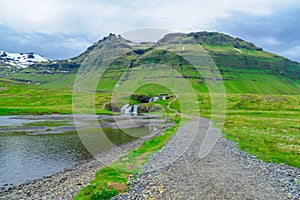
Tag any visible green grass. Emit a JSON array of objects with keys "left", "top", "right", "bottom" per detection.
[
  {"left": 0, "top": 78, "right": 112, "bottom": 115},
  {"left": 224, "top": 95, "right": 300, "bottom": 167},
  {"left": 199, "top": 94, "right": 300, "bottom": 168},
  {"left": 222, "top": 73, "right": 299, "bottom": 94},
  {"left": 75, "top": 117, "right": 185, "bottom": 200},
  {"left": 202, "top": 44, "right": 277, "bottom": 58},
  {"left": 133, "top": 83, "right": 173, "bottom": 96},
  {"left": 223, "top": 114, "right": 300, "bottom": 167}
]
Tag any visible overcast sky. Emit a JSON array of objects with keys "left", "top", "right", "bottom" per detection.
[{"left": 0, "top": 0, "right": 299, "bottom": 61}]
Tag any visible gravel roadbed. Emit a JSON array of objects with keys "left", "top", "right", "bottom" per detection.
[{"left": 114, "top": 118, "right": 300, "bottom": 200}]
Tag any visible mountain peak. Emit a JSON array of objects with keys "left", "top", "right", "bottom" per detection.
[
  {"left": 0, "top": 51, "right": 50, "bottom": 68},
  {"left": 187, "top": 31, "right": 263, "bottom": 51},
  {"left": 101, "top": 33, "right": 118, "bottom": 41}
]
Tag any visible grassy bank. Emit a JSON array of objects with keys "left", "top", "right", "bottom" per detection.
[
  {"left": 196, "top": 94, "right": 300, "bottom": 168},
  {"left": 75, "top": 116, "right": 184, "bottom": 200},
  {"left": 222, "top": 95, "right": 300, "bottom": 168}
]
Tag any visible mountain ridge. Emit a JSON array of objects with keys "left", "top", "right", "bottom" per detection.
[
  {"left": 1, "top": 31, "right": 299, "bottom": 92},
  {"left": 187, "top": 31, "right": 263, "bottom": 51},
  {"left": 0, "top": 51, "right": 50, "bottom": 68}
]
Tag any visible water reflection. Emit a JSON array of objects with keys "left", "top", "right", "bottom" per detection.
[
  {"left": 0, "top": 132, "right": 92, "bottom": 190},
  {"left": 0, "top": 114, "right": 169, "bottom": 191}
]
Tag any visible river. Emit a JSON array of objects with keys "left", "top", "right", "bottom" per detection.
[{"left": 0, "top": 114, "right": 168, "bottom": 191}]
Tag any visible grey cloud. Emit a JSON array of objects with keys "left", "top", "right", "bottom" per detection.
[
  {"left": 215, "top": 7, "right": 300, "bottom": 61},
  {"left": 0, "top": 25, "right": 98, "bottom": 60},
  {"left": 1, "top": 1, "right": 299, "bottom": 61}
]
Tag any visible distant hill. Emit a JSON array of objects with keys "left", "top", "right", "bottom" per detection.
[
  {"left": 0, "top": 51, "right": 50, "bottom": 68},
  {"left": 1, "top": 32, "right": 299, "bottom": 94}
]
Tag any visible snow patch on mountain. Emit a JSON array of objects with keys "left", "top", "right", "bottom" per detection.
[{"left": 0, "top": 51, "right": 50, "bottom": 68}]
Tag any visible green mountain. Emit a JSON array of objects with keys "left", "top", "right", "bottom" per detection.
[{"left": 1, "top": 31, "right": 299, "bottom": 94}]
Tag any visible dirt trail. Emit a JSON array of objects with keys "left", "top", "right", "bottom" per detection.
[{"left": 115, "top": 117, "right": 300, "bottom": 199}]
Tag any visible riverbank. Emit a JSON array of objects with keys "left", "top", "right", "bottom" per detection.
[{"left": 0, "top": 121, "right": 173, "bottom": 199}]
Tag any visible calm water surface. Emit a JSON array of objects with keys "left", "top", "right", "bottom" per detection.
[
  {"left": 0, "top": 131, "right": 92, "bottom": 190},
  {"left": 0, "top": 115, "right": 161, "bottom": 191}
]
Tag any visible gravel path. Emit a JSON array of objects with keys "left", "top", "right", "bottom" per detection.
[{"left": 115, "top": 117, "right": 300, "bottom": 200}]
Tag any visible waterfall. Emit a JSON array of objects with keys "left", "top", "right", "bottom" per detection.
[
  {"left": 133, "top": 104, "right": 138, "bottom": 114},
  {"left": 153, "top": 97, "right": 159, "bottom": 102},
  {"left": 121, "top": 104, "right": 137, "bottom": 114},
  {"left": 120, "top": 104, "right": 128, "bottom": 114},
  {"left": 121, "top": 104, "right": 132, "bottom": 114},
  {"left": 124, "top": 105, "right": 132, "bottom": 114},
  {"left": 149, "top": 97, "right": 159, "bottom": 103}
]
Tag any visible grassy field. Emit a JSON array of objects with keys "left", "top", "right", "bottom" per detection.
[
  {"left": 0, "top": 78, "right": 112, "bottom": 115},
  {"left": 202, "top": 94, "right": 300, "bottom": 167}
]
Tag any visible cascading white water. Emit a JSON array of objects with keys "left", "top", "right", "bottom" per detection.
[
  {"left": 124, "top": 105, "right": 132, "bottom": 114},
  {"left": 153, "top": 97, "right": 159, "bottom": 101},
  {"left": 133, "top": 104, "right": 138, "bottom": 114},
  {"left": 149, "top": 96, "right": 159, "bottom": 103},
  {"left": 121, "top": 95, "right": 168, "bottom": 115},
  {"left": 120, "top": 104, "right": 138, "bottom": 115},
  {"left": 121, "top": 104, "right": 132, "bottom": 114},
  {"left": 121, "top": 104, "right": 128, "bottom": 114},
  {"left": 120, "top": 104, "right": 128, "bottom": 114}
]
